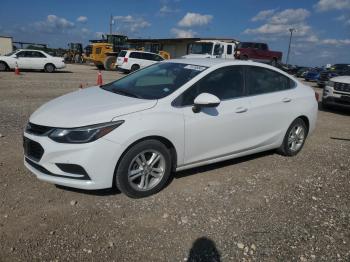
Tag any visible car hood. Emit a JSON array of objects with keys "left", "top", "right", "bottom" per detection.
[
  {"left": 330, "top": 75, "right": 350, "bottom": 84},
  {"left": 182, "top": 54, "right": 212, "bottom": 59},
  {"left": 30, "top": 86, "right": 157, "bottom": 128}
]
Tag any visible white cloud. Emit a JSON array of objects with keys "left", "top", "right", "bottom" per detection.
[
  {"left": 321, "top": 38, "right": 350, "bottom": 45},
  {"left": 302, "top": 35, "right": 320, "bottom": 43},
  {"left": 245, "top": 9, "right": 311, "bottom": 37},
  {"left": 33, "top": 15, "right": 75, "bottom": 33},
  {"left": 314, "top": 0, "right": 350, "bottom": 12},
  {"left": 171, "top": 28, "right": 196, "bottom": 38},
  {"left": 113, "top": 15, "right": 151, "bottom": 33},
  {"left": 178, "top": 12, "right": 213, "bottom": 27},
  {"left": 244, "top": 23, "right": 311, "bottom": 37},
  {"left": 77, "top": 16, "right": 88, "bottom": 23},
  {"left": 251, "top": 9, "right": 276, "bottom": 22},
  {"left": 269, "top": 9, "right": 310, "bottom": 24},
  {"left": 335, "top": 14, "right": 350, "bottom": 25}
]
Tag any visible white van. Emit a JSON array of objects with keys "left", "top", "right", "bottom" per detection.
[{"left": 116, "top": 50, "right": 164, "bottom": 73}]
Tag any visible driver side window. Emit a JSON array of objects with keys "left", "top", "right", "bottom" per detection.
[{"left": 179, "top": 66, "right": 245, "bottom": 106}]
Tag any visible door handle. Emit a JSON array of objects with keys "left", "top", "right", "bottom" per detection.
[
  {"left": 235, "top": 107, "right": 248, "bottom": 113},
  {"left": 282, "top": 97, "right": 292, "bottom": 103}
]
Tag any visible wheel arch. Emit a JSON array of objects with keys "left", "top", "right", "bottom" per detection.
[
  {"left": 44, "top": 63, "right": 56, "bottom": 69},
  {"left": 0, "top": 60, "right": 10, "bottom": 70},
  {"left": 112, "top": 135, "right": 178, "bottom": 187},
  {"left": 296, "top": 115, "right": 310, "bottom": 134}
]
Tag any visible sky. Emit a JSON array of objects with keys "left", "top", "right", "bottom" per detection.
[{"left": 0, "top": 0, "right": 350, "bottom": 66}]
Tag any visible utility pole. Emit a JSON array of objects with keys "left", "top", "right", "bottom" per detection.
[
  {"left": 286, "top": 28, "right": 296, "bottom": 66},
  {"left": 109, "top": 14, "right": 113, "bottom": 35}
]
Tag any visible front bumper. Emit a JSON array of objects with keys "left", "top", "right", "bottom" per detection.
[
  {"left": 23, "top": 132, "right": 123, "bottom": 190},
  {"left": 323, "top": 86, "right": 350, "bottom": 108}
]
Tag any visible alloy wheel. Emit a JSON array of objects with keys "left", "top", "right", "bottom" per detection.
[
  {"left": 287, "top": 125, "right": 305, "bottom": 152},
  {"left": 127, "top": 150, "right": 166, "bottom": 191}
]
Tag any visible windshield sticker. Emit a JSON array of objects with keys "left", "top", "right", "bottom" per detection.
[{"left": 184, "top": 65, "right": 207, "bottom": 71}]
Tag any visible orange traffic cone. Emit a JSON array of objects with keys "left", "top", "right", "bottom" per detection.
[
  {"left": 15, "top": 63, "right": 20, "bottom": 75},
  {"left": 97, "top": 71, "right": 103, "bottom": 85}
]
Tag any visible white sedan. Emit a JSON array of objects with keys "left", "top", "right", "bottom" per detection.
[
  {"left": 0, "top": 49, "right": 65, "bottom": 72},
  {"left": 23, "top": 59, "right": 318, "bottom": 198}
]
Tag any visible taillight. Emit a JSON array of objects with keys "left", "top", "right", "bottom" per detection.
[
  {"left": 315, "top": 92, "right": 319, "bottom": 102},
  {"left": 123, "top": 57, "right": 128, "bottom": 63}
]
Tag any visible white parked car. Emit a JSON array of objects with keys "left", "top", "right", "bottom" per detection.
[
  {"left": 323, "top": 75, "right": 350, "bottom": 108},
  {"left": 0, "top": 49, "right": 65, "bottom": 72},
  {"left": 116, "top": 50, "right": 164, "bottom": 73},
  {"left": 23, "top": 59, "right": 318, "bottom": 198}
]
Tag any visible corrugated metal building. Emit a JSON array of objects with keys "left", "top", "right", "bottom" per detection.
[{"left": 0, "top": 36, "right": 13, "bottom": 55}]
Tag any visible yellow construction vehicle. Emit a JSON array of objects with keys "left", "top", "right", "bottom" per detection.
[
  {"left": 64, "top": 43, "right": 83, "bottom": 63},
  {"left": 86, "top": 34, "right": 128, "bottom": 70},
  {"left": 87, "top": 34, "right": 171, "bottom": 70}
]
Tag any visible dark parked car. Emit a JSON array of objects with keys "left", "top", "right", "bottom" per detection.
[
  {"left": 296, "top": 67, "right": 310, "bottom": 78},
  {"left": 304, "top": 68, "right": 323, "bottom": 82}
]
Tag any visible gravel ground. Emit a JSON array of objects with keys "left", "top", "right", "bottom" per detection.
[{"left": 0, "top": 64, "right": 349, "bottom": 262}]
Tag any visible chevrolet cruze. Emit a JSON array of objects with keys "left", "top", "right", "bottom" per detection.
[{"left": 23, "top": 59, "right": 318, "bottom": 198}]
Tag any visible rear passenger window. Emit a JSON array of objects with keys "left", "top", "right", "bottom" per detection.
[
  {"left": 129, "top": 52, "right": 141, "bottom": 59},
  {"left": 246, "top": 66, "right": 292, "bottom": 95},
  {"left": 180, "top": 66, "right": 245, "bottom": 106},
  {"left": 142, "top": 53, "right": 153, "bottom": 60},
  {"left": 32, "top": 51, "right": 46, "bottom": 58}
]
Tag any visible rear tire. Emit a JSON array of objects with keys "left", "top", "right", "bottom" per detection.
[
  {"left": 131, "top": 64, "right": 140, "bottom": 72},
  {"left": 44, "top": 63, "right": 55, "bottom": 73},
  {"left": 0, "top": 62, "right": 8, "bottom": 71},
  {"left": 115, "top": 140, "right": 172, "bottom": 198},
  {"left": 277, "top": 118, "right": 308, "bottom": 156}
]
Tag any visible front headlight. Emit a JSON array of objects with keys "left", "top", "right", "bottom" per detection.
[
  {"left": 326, "top": 81, "right": 334, "bottom": 87},
  {"left": 49, "top": 121, "right": 124, "bottom": 144}
]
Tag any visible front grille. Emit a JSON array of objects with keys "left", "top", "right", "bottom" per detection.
[
  {"left": 23, "top": 137, "right": 44, "bottom": 162},
  {"left": 334, "top": 82, "right": 350, "bottom": 93},
  {"left": 25, "top": 122, "right": 54, "bottom": 136}
]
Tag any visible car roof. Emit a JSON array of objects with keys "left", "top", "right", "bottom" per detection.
[
  {"left": 124, "top": 50, "right": 159, "bottom": 55},
  {"left": 15, "top": 49, "right": 45, "bottom": 52},
  {"left": 163, "top": 58, "right": 276, "bottom": 69}
]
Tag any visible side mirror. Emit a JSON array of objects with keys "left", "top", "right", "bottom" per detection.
[{"left": 192, "top": 93, "right": 220, "bottom": 113}]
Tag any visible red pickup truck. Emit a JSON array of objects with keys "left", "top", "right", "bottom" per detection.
[{"left": 235, "top": 42, "right": 282, "bottom": 66}]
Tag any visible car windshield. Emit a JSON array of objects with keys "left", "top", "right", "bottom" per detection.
[
  {"left": 189, "top": 43, "right": 213, "bottom": 55},
  {"left": 101, "top": 62, "right": 208, "bottom": 100},
  {"left": 5, "top": 51, "right": 17, "bottom": 56}
]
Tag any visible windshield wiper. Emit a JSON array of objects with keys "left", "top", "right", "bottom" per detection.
[{"left": 112, "top": 89, "right": 141, "bottom": 99}]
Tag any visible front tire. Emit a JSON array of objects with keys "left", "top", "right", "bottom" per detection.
[
  {"left": 104, "top": 56, "right": 116, "bottom": 71},
  {"left": 44, "top": 63, "right": 55, "bottom": 73},
  {"left": 277, "top": 118, "right": 308, "bottom": 156},
  {"left": 115, "top": 140, "right": 172, "bottom": 198}
]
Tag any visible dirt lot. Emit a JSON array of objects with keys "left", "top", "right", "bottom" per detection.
[{"left": 0, "top": 64, "right": 349, "bottom": 261}]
